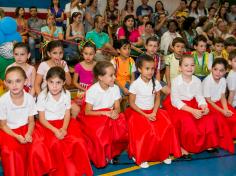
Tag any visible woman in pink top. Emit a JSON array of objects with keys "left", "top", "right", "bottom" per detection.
[{"left": 117, "top": 15, "right": 143, "bottom": 55}]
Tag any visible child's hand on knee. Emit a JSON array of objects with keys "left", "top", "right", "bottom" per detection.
[
  {"left": 110, "top": 110, "right": 119, "bottom": 120},
  {"left": 223, "top": 109, "right": 233, "bottom": 117},
  {"left": 25, "top": 133, "right": 33, "bottom": 143},
  {"left": 16, "top": 134, "right": 27, "bottom": 144},
  {"left": 54, "top": 129, "right": 64, "bottom": 140},
  {"left": 145, "top": 113, "right": 156, "bottom": 121},
  {"left": 199, "top": 105, "right": 209, "bottom": 115},
  {"left": 191, "top": 109, "right": 203, "bottom": 119},
  {"left": 60, "top": 128, "right": 67, "bottom": 138}
]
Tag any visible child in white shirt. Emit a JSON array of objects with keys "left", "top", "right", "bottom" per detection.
[
  {"left": 165, "top": 55, "right": 234, "bottom": 156},
  {"left": 125, "top": 54, "right": 181, "bottom": 168},
  {"left": 81, "top": 61, "right": 128, "bottom": 168},
  {"left": 203, "top": 58, "right": 236, "bottom": 139},
  {"left": 33, "top": 66, "right": 92, "bottom": 176},
  {"left": 0, "top": 66, "right": 37, "bottom": 176}
]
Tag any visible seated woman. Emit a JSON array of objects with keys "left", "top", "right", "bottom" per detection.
[
  {"left": 15, "top": 7, "right": 28, "bottom": 43},
  {"left": 41, "top": 13, "right": 64, "bottom": 42},
  {"left": 66, "top": 11, "right": 84, "bottom": 42},
  {"left": 104, "top": 0, "right": 120, "bottom": 46},
  {"left": 84, "top": 0, "right": 100, "bottom": 33},
  {"left": 120, "top": 0, "right": 136, "bottom": 22},
  {"left": 117, "top": 15, "right": 143, "bottom": 58},
  {"left": 152, "top": 0, "right": 168, "bottom": 25},
  {"left": 41, "top": 13, "right": 63, "bottom": 57},
  {"left": 65, "top": 11, "right": 84, "bottom": 63},
  {"left": 181, "top": 17, "right": 198, "bottom": 51}
]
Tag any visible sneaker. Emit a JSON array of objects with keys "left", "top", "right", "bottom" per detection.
[
  {"left": 181, "top": 154, "right": 192, "bottom": 160},
  {"left": 109, "top": 156, "right": 119, "bottom": 164},
  {"left": 163, "top": 158, "right": 172, "bottom": 164},
  {"left": 139, "top": 162, "right": 149, "bottom": 168},
  {"left": 207, "top": 148, "right": 219, "bottom": 153}
]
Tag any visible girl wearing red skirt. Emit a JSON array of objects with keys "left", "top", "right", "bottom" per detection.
[
  {"left": 79, "top": 61, "right": 128, "bottom": 168},
  {"left": 166, "top": 55, "right": 234, "bottom": 157},
  {"left": 0, "top": 66, "right": 37, "bottom": 176},
  {"left": 202, "top": 58, "right": 236, "bottom": 138},
  {"left": 125, "top": 55, "right": 181, "bottom": 168},
  {"left": 32, "top": 67, "right": 93, "bottom": 176}
]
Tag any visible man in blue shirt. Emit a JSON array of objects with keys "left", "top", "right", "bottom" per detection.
[
  {"left": 86, "top": 15, "right": 117, "bottom": 61},
  {"left": 136, "top": 0, "right": 153, "bottom": 23}
]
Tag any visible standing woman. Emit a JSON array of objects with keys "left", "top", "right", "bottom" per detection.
[
  {"left": 15, "top": 7, "right": 28, "bottom": 43},
  {"left": 84, "top": 0, "right": 100, "bottom": 33},
  {"left": 49, "top": 0, "right": 64, "bottom": 28},
  {"left": 120, "top": 0, "right": 136, "bottom": 22}
]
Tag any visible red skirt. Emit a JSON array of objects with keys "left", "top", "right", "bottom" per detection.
[
  {"left": 124, "top": 108, "right": 181, "bottom": 165},
  {"left": 208, "top": 101, "right": 236, "bottom": 139},
  {"left": 0, "top": 125, "right": 31, "bottom": 176},
  {"left": 163, "top": 97, "right": 234, "bottom": 153},
  {"left": 78, "top": 109, "right": 128, "bottom": 168},
  {"left": 29, "top": 119, "right": 93, "bottom": 176}
]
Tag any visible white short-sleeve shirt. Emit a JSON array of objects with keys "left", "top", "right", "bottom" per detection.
[
  {"left": 227, "top": 70, "right": 236, "bottom": 107},
  {"left": 202, "top": 73, "right": 226, "bottom": 102},
  {"left": 129, "top": 76, "right": 162, "bottom": 110},
  {"left": 37, "top": 61, "right": 69, "bottom": 90},
  {"left": 37, "top": 90, "right": 71, "bottom": 120},
  {"left": 85, "top": 82, "right": 121, "bottom": 110},
  {"left": 0, "top": 91, "right": 37, "bottom": 129},
  {"left": 171, "top": 74, "right": 207, "bottom": 110}
]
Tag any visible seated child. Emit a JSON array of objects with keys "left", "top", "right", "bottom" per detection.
[
  {"left": 203, "top": 58, "right": 236, "bottom": 138},
  {"left": 80, "top": 61, "right": 128, "bottom": 168}
]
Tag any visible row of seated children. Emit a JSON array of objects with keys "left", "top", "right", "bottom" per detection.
[{"left": 0, "top": 37, "right": 236, "bottom": 175}]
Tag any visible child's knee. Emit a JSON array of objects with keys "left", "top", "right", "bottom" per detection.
[{"left": 71, "top": 104, "right": 80, "bottom": 118}]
